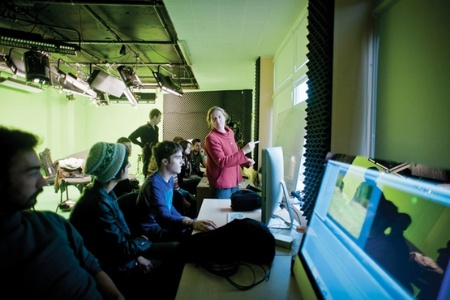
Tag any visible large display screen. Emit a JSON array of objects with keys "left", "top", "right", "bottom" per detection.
[{"left": 299, "top": 158, "right": 450, "bottom": 299}]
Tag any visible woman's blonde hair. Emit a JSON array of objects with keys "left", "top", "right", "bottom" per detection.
[{"left": 206, "top": 106, "right": 228, "bottom": 128}]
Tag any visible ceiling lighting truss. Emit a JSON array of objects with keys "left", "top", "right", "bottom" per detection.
[{"left": 0, "top": 28, "right": 79, "bottom": 55}]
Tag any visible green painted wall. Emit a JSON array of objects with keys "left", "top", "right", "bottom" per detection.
[
  {"left": 375, "top": 0, "right": 450, "bottom": 169},
  {"left": 0, "top": 86, "right": 163, "bottom": 173}
]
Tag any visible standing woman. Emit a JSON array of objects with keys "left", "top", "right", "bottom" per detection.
[{"left": 204, "top": 106, "right": 256, "bottom": 199}]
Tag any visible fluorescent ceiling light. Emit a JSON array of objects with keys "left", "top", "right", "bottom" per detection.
[
  {"left": 152, "top": 71, "right": 184, "bottom": 97},
  {"left": 123, "top": 88, "right": 138, "bottom": 107},
  {"left": 57, "top": 69, "right": 97, "bottom": 98},
  {"left": 161, "top": 85, "right": 183, "bottom": 97},
  {"left": 0, "top": 77, "right": 43, "bottom": 93}
]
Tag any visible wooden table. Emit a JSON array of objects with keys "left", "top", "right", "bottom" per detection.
[{"left": 175, "top": 199, "right": 301, "bottom": 300}]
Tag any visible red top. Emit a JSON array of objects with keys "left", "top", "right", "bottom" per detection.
[{"left": 204, "top": 126, "right": 249, "bottom": 189}]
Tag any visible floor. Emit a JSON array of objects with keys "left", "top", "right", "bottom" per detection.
[{"left": 34, "top": 183, "right": 82, "bottom": 218}]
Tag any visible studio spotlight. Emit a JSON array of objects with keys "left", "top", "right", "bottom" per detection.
[
  {"left": 24, "top": 51, "right": 51, "bottom": 85},
  {"left": 118, "top": 65, "right": 143, "bottom": 88},
  {"left": 152, "top": 71, "right": 183, "bottom": 97},
  {"left": 3, "top": 53, "right": 26, "bottom": 78},
  {"left": 88, "top": 70, "right": 125, "bottom": 98}
]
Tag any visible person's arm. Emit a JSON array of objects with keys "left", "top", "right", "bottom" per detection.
[
  {"left": 128, "top": 126, "right": 143, "bottom": 148},
  {"left": 95, "top": 199, "right": 152, "bottom": 263},
  {"left": 94, "top": 271, "right": 125, "bottom": 300}
]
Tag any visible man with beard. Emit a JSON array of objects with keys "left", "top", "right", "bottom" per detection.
[{"left": 0, "top": 126, "right": 124, "bottom": 299}]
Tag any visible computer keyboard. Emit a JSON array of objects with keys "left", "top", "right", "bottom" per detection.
[{"left": 227, "top": 212, "right": 244, "bottom": 223}]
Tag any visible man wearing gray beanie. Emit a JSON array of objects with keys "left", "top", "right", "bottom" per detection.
[{"left": 70, "top": 141, "right": 183, "bottom": 299}]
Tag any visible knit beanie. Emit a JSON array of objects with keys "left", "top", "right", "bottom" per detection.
[{"left": 84, "top": 142, "right": 127, "bottom": 182}]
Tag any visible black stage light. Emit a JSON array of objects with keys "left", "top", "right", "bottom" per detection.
[{"left": 24, "top": 51, "right": 51, "bottom": 85}]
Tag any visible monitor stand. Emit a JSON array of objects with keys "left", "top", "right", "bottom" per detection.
[
  {"left": 273, "top": 231, "right": 293, "bottom": 249},
  {"left": 268, "top": 212, "right": 295, "bottom": 249}
]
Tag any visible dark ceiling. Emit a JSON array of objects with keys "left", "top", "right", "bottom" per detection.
[{"left": 0, "top": 0, "right": 198, "bottom": 97}]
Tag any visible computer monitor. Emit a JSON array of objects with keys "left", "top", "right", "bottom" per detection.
[
  {"left": 298, "top": 159, "right": 450, "bottom": 299},
  {"left": 261, "top": 147, "right": 296, "bottom": 229}
]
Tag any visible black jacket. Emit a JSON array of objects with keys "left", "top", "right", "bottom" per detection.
[{"left": 69, "top": 181, "right": 151, "bottom": 275}]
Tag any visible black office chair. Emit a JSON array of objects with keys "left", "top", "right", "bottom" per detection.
[{"left": 116, "top": 192, "right": 141, "bottom": 238}]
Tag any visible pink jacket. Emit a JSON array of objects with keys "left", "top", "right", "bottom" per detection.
[{"left": 204, "top": 126, "right": 249, "bottom": 189}]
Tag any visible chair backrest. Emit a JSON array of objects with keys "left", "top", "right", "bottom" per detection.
[
  {"left": 39, "top": 148, "right": 56, "bottom": 177},
  {"left": 116, "top": 192, "right": 141, "bottom": 237}
]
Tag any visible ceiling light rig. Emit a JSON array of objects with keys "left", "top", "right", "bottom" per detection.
[
  {"left": 118, "top": 65, "right": 142, "bottom": 107},
  {"left": 24, "top": 50, "right": 51, "bottom": 86},
  {"left": 0, "top": 28, "right": 80, "bottom": 55},
  {"left": 152, "top": 69, "right": 184, "bottom": 97}
]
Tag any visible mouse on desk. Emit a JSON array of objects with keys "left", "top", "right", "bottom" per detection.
[{"left": 206, "top": 225, "right": 216, "bottom": 231}]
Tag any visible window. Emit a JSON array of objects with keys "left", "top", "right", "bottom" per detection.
[{"left": 293, "top": 80, "right": 308, "bottom": 105}]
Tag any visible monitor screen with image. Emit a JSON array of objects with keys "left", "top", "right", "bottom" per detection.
[{"left": 298, "top": 159, "right": 450, "bottom": 299}]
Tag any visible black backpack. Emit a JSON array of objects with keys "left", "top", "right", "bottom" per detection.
[{"left": 181, "top": 218, "right": 276, "bottom": 290}]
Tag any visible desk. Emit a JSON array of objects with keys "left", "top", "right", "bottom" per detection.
[
  {"left": 195, "top": 178, "right": 254, "bottom": 213},
  {"left": 176, "top": 199, "right": 301, "bottom": 300}
]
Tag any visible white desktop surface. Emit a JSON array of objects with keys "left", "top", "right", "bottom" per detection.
[{"left": 175, "top": 199, "right": 301, "bottom": 300}]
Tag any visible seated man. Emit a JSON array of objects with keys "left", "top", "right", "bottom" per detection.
[
  {"left": 0, "top": 126, "right": 124, "bottom": 299},
  {"left": 136, "top": 141, "right": 217, "bottom": 242},
  {"left": 190, "top": 138, "right": 207, "bottom": 176},
  {"left": 69, "top": 141, "right": 183, "bottom": 299}
]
